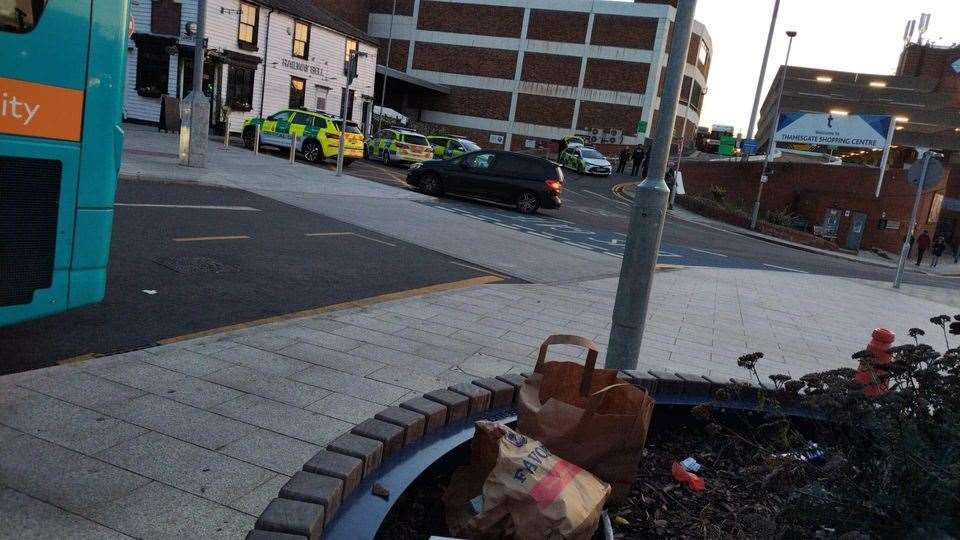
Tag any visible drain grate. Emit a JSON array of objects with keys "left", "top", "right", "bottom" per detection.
[{"left": 153, "top": 256, "right": 240, "bottom": 274}]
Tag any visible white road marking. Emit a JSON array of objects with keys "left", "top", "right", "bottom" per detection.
[
  {"left": 116, "top": 203, "right": 261, "bottom": 211},
  {"left": 305, "top": 232, "right": 396, "bottom": 246},
  {"left": 581, "top": 189, "right": 630, "bottom": 207},
  {"left": 763, "top": 263, "right": 808, "bottom": 273},
  {"left": 690, "top": 248, "right": 728, "bottom": 258},
  {"left": 658, "top": 252, "right": 683, "bottom": 258}
]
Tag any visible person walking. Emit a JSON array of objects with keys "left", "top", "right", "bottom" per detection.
[
  {"left": 953, "top": 240, "right": 960, "bottom": 264},
  {"left": 915, "top": 230, "right": 931, "bottom": 266},
  {"left": 617, "top": 147, "right": 629, "bottom": 174},
  {"left": 931, "top": 235, "right": 946, "bottom": 267},
  {"left": 630, "top": 146, "right": 645, "bottom": 177}
]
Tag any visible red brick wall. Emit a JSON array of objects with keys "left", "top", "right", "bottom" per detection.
[
  {"left": 515, "top": 94, "right": 574, "bottom": 128},
  {"left": 415, "top": 86, "right": 512, "bottom": 120},
  {"left": 680, "top": 161, "right": 949, "bottom": 252},
  {"left": 686, "top": 33, "right": 699, "bottom": 65},
  {"left": 584, "top": 59, "right": 649, "bottom": 93},
  {"left": 313, "top": 0, "right": 370, "bottom": 31},
  {"left": 377, "top": 39, "right": 409, "bottom": 69},
  {"left": 590, "top": 15, "right": 658, "bottom": 50},
  {"left": 521, "top": 53, "right": 581, "bottom": 87},
  {"left": 412, "top": 43, "right": 516, "bottom": 79},
  {"left": 527, "top": 9, "right": 588, "bottom": 43},
  {"left": 370, "top": 0, "right": 413, "bottom": 16},
  {"left": 417, "top": 1, "right": 523, "bottom": 38},
  {"left": 577, "top": 102, "right": 643, "bottom": 132}
]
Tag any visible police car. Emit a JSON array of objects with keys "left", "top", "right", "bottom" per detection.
[
  {"left": 426, "top": 135, "right": 480, "bottom": 159},
  {"left": 366, "top": 128, "right": 434, "bottom": 165},
  {"left": 559, "top": 146, "right": 612, "bottom": 176},
  {"left": 241, "top": 109, "right": 364, "bottom": 166}
]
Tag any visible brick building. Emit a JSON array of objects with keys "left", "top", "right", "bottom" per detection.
[{"left": 356, "top": 0, "right": 712, "bottom": 151}]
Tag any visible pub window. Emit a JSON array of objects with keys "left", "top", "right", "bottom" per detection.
[
  {"left": 289, "top": 76, "right": 306, "bottom": 108},
  {"left": 292, "top": 20, "right": 310, "bottom": 59},
  {"left": 344, "top": 38, "right": 358, "bottom": 63},
  {"left": 238, "top": 1, "right": 258, "bottom": 50},
  {"left": 226, "top": 65, "right": 255, "bottom": 111},
  {"left": 135, "top": 43, "right": 170, "bottom": 98},
  {"left": 315, "top": 85, "right": 329, "bottom": 112},
  {"left": 151, "top": 0, "right": 181, "bottom": 36}
]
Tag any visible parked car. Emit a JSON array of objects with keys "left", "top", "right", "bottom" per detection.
[
  {"left": 426, "top": 135, "right": 481, "bottom": 159},
  {"left": 241, "top": 109, "right": 363, "bottom": 165},
  {"left": 559, "top": 146, "right": 612, "bottom": 176},
  {"left": 405, "top": 150, "right": 563, "bottom": 214},
  {"left": 366, "top": 128, "right": 433, "bottom": 165}
]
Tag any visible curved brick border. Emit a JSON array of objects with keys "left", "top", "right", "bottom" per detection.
[{"left": 244, "top": 370, "right": 773, "bottom": 540}]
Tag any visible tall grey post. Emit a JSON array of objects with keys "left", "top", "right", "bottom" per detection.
[
  {"left": 742, "top": 0, "right": 780, "bottom": 161},
  {"left": 605, "top": 0, "right": 697, "bottom": 371},
  {"left": 893, "top": 152, "right": 931, "bottom": 288},
  {"left": 179, "top": 0, "right": 210, "bottom": 168},
  {"left": 376, "top": 0, "right": 398, "bottom": 135}
]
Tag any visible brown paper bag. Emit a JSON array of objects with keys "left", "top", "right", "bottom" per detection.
[
  {"left": 468, "top": 421, "right": 610, "bottom": 540},
  {"left": 517, "top": 335, "right": 655, "bottom": 502}
]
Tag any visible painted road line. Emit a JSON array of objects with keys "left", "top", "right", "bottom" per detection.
[
  {"left": 448, "top": 260, "right": 508, "bottom": 279},
  {"left": 157, "top": 275, "right": 504, "bottom": 345},
  {"left": 116, "top": 203, "right": 261, "bottom": 211},
  {"left": 305, "top": 232, "right": 396, "bottom": 247},
  {"left": 58, "top": 352, "right": 99, "bottom": 365},
  {"left": 690, "top": 247, "right": 729, "bottom": 258},
  {"left": 583, "top": 188, "right": 630, "bottom": 207},
  {"left": 173, "top": 235, "right": 250, "bottom": 242},
  {"left": 763, "top": 263, "right": 809, "bottom": 273}
]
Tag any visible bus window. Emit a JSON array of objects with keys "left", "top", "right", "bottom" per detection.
[{"left": 0, "top": 0, "right": 47, "bottom": 33}]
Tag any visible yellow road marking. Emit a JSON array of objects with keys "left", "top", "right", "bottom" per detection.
[
  {"left": 157, "top": 275, "right": 504, "bottom": 345},
  {"left": 58, "top": 352, "right": 99, "bottom": 365},
  {"left": 448, "top": 261, "right": 508, "bottom": 280},
  {"left": 611, "top": 182, "right": 636, "bottom": 204},
  {"left": 174, "top": 235, "right": 250, "bottom": 242},
  {"left": 304, "top": 232, "right": 396, "bottom": 247}
]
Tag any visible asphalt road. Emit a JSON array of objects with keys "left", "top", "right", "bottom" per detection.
[{"left": 0, "top": 179, "right": 512, "bottom": 374}]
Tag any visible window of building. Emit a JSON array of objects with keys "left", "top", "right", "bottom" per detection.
[
  {"left": 697, "top": 40, "right": 709, "bottom": 66},
  {"left": 225, "top": 64, "right": 255, "bottom": 111},
  {"left": 289, "top": 76, "right": 306, "bottom": 108},
  {"left": 238, "top": 1, "right": 258, "bottom": 50},
  {"left": 0, "top": 0, "right": 46, "bottom": 33},
  {"left": 135, "top": 43, "right": 170, "bottom": 98},
  {"left": 690, "top": 81, "right": 704, "bottom": 112},
  {"left": 339, "top": 88, "right": 355, "bottom": 120},
  {"left": 344, "top": 38, "right": 358, "bottom": 63},
  {"left": 292, "top": 20, "right": 310, "bottom": 59},
  {"left": 151, "top": 0, "right": 181, "bottom": 36},
  {"left": 315, "top": 85, "right": 329, "bottom": 112}
]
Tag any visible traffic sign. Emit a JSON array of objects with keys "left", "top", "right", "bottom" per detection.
[
  {"left": 636, "top": 120, "right": 648, "bottom": 134},
  {"left": 741, "top": 138, "right": 758, "bottom": 155},
  {"left": 907, "top": 154, "right": 945, "bottom": 189}
]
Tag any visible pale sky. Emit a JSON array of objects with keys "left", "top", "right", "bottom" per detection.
[{"left": 687, "top": 0, "right": 960, "bottom": 136}]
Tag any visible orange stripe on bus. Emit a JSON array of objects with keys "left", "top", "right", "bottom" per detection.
[{"left": 0, "top": 77, "right": 84, "bottom": 142}]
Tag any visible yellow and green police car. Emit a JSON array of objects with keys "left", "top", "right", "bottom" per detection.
[
  {"left": 241, "top": 109, "right": 364, "bottom": 165},
  {"left": 559, "top": 146, "right": 613, "bottom": 176},
  {"left": 365, "top": 128, "right": 434, "bottom": 165},
  {"left": 425, "top": 135, "right": 480, "bottom": 159}
]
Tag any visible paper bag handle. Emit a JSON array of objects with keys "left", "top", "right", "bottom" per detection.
[{"left": 534, "top": 334, "right": 600, "bottom": 397}]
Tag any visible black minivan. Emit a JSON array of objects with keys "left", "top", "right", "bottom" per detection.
[{"left": 405, "top": 150, "right": 563, "bottom": 214}]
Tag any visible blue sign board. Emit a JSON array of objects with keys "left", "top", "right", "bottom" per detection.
[{"left": 741, "top": 139, "right": 758, "bottom": 155}]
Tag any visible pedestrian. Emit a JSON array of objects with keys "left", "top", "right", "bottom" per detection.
[
  {"left": 915, "top": 230, "right": 931, "bottom": 266},
  {"left": 630, "top": 146, "right": 645, "bottom": 177},
  {"left": 617, "top": 148, "right": 629, "bottom": 174},
  {"left": 953, "top": 240, "right": 960, "bottom": 264},
  {"left": 931, "top": 235, "right": 946, "bottom": 267}
]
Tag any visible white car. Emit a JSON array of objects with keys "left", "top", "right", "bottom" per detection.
[{"left": 559, "top": 146, "right": 612, "bottom": 176}]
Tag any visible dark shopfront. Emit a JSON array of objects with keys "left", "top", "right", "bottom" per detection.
[{"left": 178, "top": 48, "right": 261, "bottom": 135}]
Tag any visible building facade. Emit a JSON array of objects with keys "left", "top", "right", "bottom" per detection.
[
  {"left": 124, "top": 0, "right": 378, "bottom": 134},
  {"left": 363, "top": 0, "right": 711, "bottom": 150}
]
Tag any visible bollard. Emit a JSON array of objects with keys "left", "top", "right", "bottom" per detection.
[
  {"left": 254, "top": 125, "right": 260, "bottom": 156},
  {"left": 290, "top": 133, "right": 297, "bottom": 164},
  {"left": 224, "top": 120, "right": 231, "bottom": 148},
  {"left": 855, "top": 328, "right": 895, "bottom": 396}
]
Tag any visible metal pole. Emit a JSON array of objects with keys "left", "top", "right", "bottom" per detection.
[
  {"left": 894, "top": 152, "right": 930, "bottom": 288},
  {"left": 376, "top": 0, "right": 398, "bottom": 135},
  {"left": 742, "top": 0, "right": 780, "bottom": 160},
  {"left": 875, "top": 118, "right": 897, "bottom": 197},
  {"left": 179, "top": 0, "right": 209, "bottom": 167},
  {"left": 750, "top": 32, "right": 794, "bottom": 230},
  {"left": 191, "top": 3, "right": 205, "bottom": 99},
  {"left": 290, "top": 133, "right": 297, "bottom": 164},
  {"left": 605, "top": 0, "right": 697, "bottom": 371},
  {"left": 254, "top": 124, "right": 260, "bottom": 156},
  {"left": 670, "top": 82, "right": 698, "bottom": 209},
  {"left": 336, "top": 84, "right": 349, "bottom": 176},
  {"left": 224, "top": 119, "right": 230, "bottom": 147}
]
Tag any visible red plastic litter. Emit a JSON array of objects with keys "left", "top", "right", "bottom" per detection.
[{"left": 671, "top": 461, "right": 705, "bottom": 491}]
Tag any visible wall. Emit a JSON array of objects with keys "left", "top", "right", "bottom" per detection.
[
  {"left": 679, "top": 161, "right": 948, "bottom": 253},
  {"left": 313, "top": 0, "right": 371, "bottom": 31}
]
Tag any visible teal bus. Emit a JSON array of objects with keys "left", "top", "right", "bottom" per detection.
[{"left": 1, "top": 2, "right": 128, "bottom": 326}]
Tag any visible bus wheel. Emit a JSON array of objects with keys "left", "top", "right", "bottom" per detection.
[
  {"left": 242, "top": 127, "right": 256, "bottom": 149},
  {"left": 302, "top": 140, "right": 322, "bottom": 163}
]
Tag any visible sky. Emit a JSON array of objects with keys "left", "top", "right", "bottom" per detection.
[{"left": 685, "top": 0, "right": 960, "bottom": 136}]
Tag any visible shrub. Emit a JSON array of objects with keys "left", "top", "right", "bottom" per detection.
[
  {"left": 709, "top": 185, "right": 727, "bottom": 202},
  {"left": 765, "top": 206, "right": 801, "bottom": 229}
]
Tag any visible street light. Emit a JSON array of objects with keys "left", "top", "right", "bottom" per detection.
[
  {"left": 749, "top": 30, "right": 796, "bottom": 230},
  {"left": 742, "top": 0, "right": 781, "bottom": 161},
  {"left": 336, "top": 49, "right": 369, "bottom": 176}
]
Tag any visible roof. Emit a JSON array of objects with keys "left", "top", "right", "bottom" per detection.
[{"left": 257, "top": 0, "right": 378, "bottom": 46}]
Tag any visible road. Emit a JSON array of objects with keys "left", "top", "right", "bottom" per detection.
[{"left": 0, "top": 179, "right": 512, "bottom": 374}]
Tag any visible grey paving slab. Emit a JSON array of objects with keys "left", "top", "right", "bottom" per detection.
[
  {"left": 12, "top": 369, "right": 144, "bottom": 409},
  {"left": 393, "top": 328, "right": 484, "bottom": 355},
  {"left": 220, "top": 428, "right": 323, "bottom": 475},
  {"left": 0, "top": 386, "right": 146, "bottom": 455},
  {"left": 209, "top": 344, "right": 313, "bottom": 377},
  {"left": 95, "top": 432, "right": 276, "bottom": 504},
  {"left": 306, "top": 392, "right": 385, "bottom": 425},
  {"left": 232, "top": 332, "right": 300, "bottom": 353},
  {"left": 350, "top": 343, "right": 451, "bottom": 375},
  {"left": 93, "top": 360, "right": 243, "bottom": 409},
  {"left": 0, "top": 424, "right": 20, "bottom": 443},
  {"left": 0, "top": 433, "right": 150, "bottom": 514},
  {"left": 83, "top": 481, "right": 256, "bottom": 540},
  {"left": 295, "top": 316, "right": 351, "bottom": 333},
  {"left": 330, "top": 312, "right": 406, "bottom": 334},
  {"left": 211, "top": 394, "right": 352, "bottom": 445},
  {"left": 277, "top": 341, "right": 386, "bottom": 375},
  {"left": 94, "top": 394, "right": 255, "bottom": 450},
  {"left": 0, "top": 488, "right": 132, "bottom": 540},
  {"left": 291, "top": 365, "right": 409, "bottom": 405},
  {"left": 204, "top": 365, "right": 330, "bottom": 408},
  {"left": 366, "top": 365, "right": 474, "bottom": 393},
  {"left": 140, "top": 347, "right": 236, "bottom": 376},
  {"left": 457, "top": 352, "right": 528, "bottom": 378},
  {"left": 272, "top": 327, "right": 362, "bottom": 352},
  {"left": 227, "top": 474, "right": 291, "bottom": 517}
]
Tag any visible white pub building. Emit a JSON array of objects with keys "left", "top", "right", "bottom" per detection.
[{"left": 124, "top": 0, "right": 378, "bottom": 135}]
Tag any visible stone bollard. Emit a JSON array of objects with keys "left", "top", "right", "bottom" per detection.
[
  {"left": 855, "top": 328, "right": 895, "bottom": 396},
  {"left": 254, "top": 125, "right": 261, "bottom": 156},
  {"left": 290, "top": 134, "right": 297, "bottom": 164}
]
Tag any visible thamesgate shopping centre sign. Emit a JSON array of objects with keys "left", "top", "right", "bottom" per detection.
[{"left": 774, "top": 112, "right": 891, "bottom": 148}]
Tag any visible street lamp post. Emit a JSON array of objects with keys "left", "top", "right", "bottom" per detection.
[
  {"left": 671, "top": 83, "right": 704, "bottom": 208},
  {"left": 179, "top": 0, "right": 209, "bottom": 168},
  {"left": 750, "top": 30, "right": 795, "bottom": 230},
  {"left": 375, "top": 0, "right": 397, "bottom": 135},
  {"left": 337, "top": 50, "right": 368, "bottom": 176},
  {"left": 742, "top": 0, "right": 780, "bottom": 161}
]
